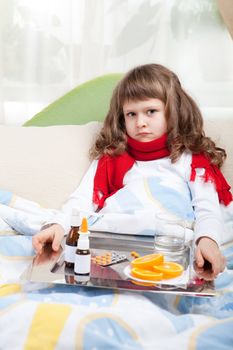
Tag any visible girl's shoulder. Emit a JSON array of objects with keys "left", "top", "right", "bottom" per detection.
[
  {"left": 171, "top": 151, "right": 193, "bottom": 180},
  {"left": 97, "top": 152, "right": 134, "bottom": 166},
  {"left": 174, "top": 151, "right": 192, "bottom": 167}
]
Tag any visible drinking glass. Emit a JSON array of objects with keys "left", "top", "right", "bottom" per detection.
[{"left": 154, "top": 216, "right": 189, "bottom": 268}]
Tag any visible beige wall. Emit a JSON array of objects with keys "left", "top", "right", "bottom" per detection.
[{"left": 218, "top": 0, "right": 233, "bottom": 39}]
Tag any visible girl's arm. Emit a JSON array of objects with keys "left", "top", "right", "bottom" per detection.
[
  {"left": 188, "top": 173, "right": 224, "bottom": 246},
  {"left": 188, "top": 166, "right": 226, "bottom": 279}
]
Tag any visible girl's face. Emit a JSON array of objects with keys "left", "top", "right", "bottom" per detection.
[{"left": 123, "top": 98, "right": 167, "bottom": 142}]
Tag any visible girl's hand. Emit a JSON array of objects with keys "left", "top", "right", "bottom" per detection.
[
  {"left": 32, "top": 224, "right": 65, "bottom": 255},
  {"left": 194, "top": 237, "right": 226, "bottom": 281}
]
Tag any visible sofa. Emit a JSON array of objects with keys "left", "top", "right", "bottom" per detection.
[{"left": 0, "top": 73, "right": 232, "bottom": 210}]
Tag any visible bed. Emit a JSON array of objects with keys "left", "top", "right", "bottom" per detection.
[{"left": 0, "top": 74, "right": 233, "bottom": 349}]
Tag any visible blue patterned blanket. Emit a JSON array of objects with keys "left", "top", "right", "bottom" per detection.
[{"left": 0, "top": 191, "right": 233, "bottom": 349}]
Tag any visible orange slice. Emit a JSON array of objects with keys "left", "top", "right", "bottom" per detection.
[
  {"left": 131, "top": 267, "right": 163, "bottom": 281},
  {"left": 131, "top": 254, "right": 164, "bottom": 269},
  {"left": 152, "top": 262, "right": 183, "bottom": 279}
]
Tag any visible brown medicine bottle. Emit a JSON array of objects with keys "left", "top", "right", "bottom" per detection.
[{"left": 64, "top": 209, "right": 81, "bottom": 268}]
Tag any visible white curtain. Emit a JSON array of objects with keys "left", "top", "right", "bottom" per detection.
[{"left": 0, "top": 0, "right": 233, "bottom": 125}]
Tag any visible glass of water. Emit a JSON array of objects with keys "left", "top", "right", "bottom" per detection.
[{"left": 154, "top": 216, "right": 189, "bottom": 268}]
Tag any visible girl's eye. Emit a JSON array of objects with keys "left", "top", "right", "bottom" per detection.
[
  {"left": 126, "top": 112, "right": 136, "bottom": 117},
  {"left": 147, "top": 109, "right": 157, "bottom": 115}
]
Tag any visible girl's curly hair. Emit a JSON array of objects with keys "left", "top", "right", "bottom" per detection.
[{"left": 90, "top": 63, "right": 226, "bottom": 167}]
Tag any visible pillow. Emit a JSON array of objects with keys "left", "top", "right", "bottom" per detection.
[{"left": 0, "top": 122, "right": 102, "bottom": 209}]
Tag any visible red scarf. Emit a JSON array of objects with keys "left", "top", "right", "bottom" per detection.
[
  {"left": 127, "top": 134, "right": 170, "bottom": 160},
  {"left": 93, "top": 152, "right": 134, "bottom": 209},
  {"left": 93, "top": 134, "right": 232, "bottom": 209},
  {"left": 191, "top": 154, "right": 232, "bottom": 206}
]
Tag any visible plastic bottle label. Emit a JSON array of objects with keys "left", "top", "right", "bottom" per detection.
[
  {"left": 64, "top": 244, "right": 76, "bottom": 263},
  {"left": 74, "top": 254, "right": 91, "bottom": 274}
]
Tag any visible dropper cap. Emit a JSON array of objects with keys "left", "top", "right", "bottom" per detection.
[
  {"left": 77, "top": 217, "right": 90, "bottom": 249},
  {"left": 71, "top": 208, "right": 81, "bottom": 227},
  {"left": 80, "top": 217, "right": 89, "bottom": 233}
]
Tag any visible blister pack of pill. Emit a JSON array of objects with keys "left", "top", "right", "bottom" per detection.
[{"left": 92, "top": 251, "right": 128, "bottom": 267}]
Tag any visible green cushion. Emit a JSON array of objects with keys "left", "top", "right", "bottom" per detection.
[{"left": 24, "top": 73, "right": 122, "bottom": 126}]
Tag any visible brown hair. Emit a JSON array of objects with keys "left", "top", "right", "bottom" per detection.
[{"left": 90, "top": 63, "right": 226, "bottom": 167}]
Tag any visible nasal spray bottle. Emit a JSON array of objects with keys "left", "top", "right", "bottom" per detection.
[{"left": 74, "top": 217, "right": 91, "bottom": 276}]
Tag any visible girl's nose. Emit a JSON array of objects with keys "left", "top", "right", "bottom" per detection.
[{"left": 136, "top": 114, "right": 147, "bottom": 127}]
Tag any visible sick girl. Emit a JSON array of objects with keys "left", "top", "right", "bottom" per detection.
[{"left": 33, "top": 63, "right": 231, "bottom": 280}]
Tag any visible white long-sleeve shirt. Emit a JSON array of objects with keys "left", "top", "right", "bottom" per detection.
[{"left": 48, "top": 152, "right": 225, "bottom": 245}]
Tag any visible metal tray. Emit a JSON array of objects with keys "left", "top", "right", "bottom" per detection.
[{"left": 20, "top": 231, "right": 215, "bottom": 296}]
